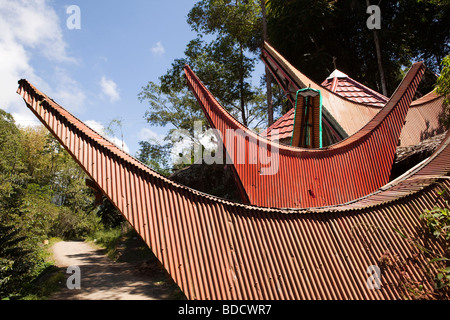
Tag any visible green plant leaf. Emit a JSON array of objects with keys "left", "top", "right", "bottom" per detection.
[
  {"left": 429, "top": 257, "right": 450, "bottom": 264},
  {"left": 392, "top": 227, "right": 408, "bottom": 239}
]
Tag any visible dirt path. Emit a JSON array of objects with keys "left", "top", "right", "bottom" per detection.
[{"left": 49, "top": 240, "right": 176, "bottom": 300}]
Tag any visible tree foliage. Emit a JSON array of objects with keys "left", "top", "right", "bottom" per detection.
[
  {"left": 419, "top": 188, "right": 450, "bottom": 297},
  {"left": 0, "top": 225, "right": 34, "bottom": 299},
  {"left": 136, "top": 140, "right": 172, "bottom": 176},
  {"left": 0, "top": 109, "right": 109, "bottom": 298},
  {"left": 266, "top": 0, "right": 450, "bottom": 96},
  {"left": 95, "top": 196, "right": 124, "bottom": 230},
  {"left": 436, "top": 54, "right": 450, "bottom": 128},
  {"left": 138, "top": 0, "right": 272, "bottom": 174}
]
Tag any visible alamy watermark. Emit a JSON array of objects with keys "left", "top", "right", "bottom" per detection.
[
  {"left": 366, "top": 5, "right": 381, "bottom": 30},
  {"left": 66, "top": 5, "right": 81, "bottom": 30},
  {"left": 170, "top": 121, "right": 280, "bottom": 176},
  {"left": 66, "top": 266, "right": 81, "bottom": 289},
  {"left": 366, "top": 265, "right": 382, "bottom": 290}
]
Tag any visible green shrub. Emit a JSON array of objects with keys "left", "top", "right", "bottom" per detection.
[
  {"left": 0, "top": 225, "right": 36, "bottom": 299},
  {"left": 53, "top": 206, "right": 101, "bottom": 240},
  {"left": 420, "top": 205, "right": 450, "bottom": 292},
  {"left": 88, "top": 228, "right": 123, "bottom": 259}
]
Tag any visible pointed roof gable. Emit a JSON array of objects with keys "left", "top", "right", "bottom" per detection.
[
  {"left": 326, "top": 69, "right": 349, "bottom": 79},
  {"left": 321, "top": 70, "right": 389, "bottom": 107},
  {"left": 261, "top": 42, "right": 445, "bottom": 147}
]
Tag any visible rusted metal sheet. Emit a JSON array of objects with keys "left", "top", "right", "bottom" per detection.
[
  {"left": 184, "top": 62, "right": 425, "bottom": 208},
  {"left": 262, "top": 42, "right": 446, "bottom": 148},
  {"left": 399, "top": 91, "right": 446, "bottom": 146},
  {"left": 17, "top": 80, "right": 450, "bottom": 300}
]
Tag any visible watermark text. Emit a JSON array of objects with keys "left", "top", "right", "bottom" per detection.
[
  {"left": 366, "top": 5, "right": 381, "bottom": 30},
  {"left": 66, "top": 5, "right": 81, "bottom": 30},
  {"left": 66, "top": 265, "right": 81, "bottom": 289}
]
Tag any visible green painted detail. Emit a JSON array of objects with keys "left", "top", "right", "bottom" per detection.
[{"left": 291, "top": 88, "right": 323, "bottom": 148}]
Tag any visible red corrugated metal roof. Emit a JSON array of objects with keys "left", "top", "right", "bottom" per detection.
[
  {"left": 399, "top": 91, "right": 447, "bottom": 146},
  {"left": 17, "top": 79, "right": 450, "bottom": 300},
  {"left": 185, "top": 61, "right": 425, "bottom": 208},
  {"left": 261, "top": 42, "right": 445, "bottom": 147}
]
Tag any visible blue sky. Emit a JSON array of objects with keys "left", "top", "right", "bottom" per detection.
[{"left": 1, "top": 0, "right": 266, "bottom": 156}]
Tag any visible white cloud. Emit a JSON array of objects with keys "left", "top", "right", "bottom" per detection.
[
  {"left": 12, "top": 110, "right": 41, "bottom": 128},
  {"left": 151, "top": 41, "right": 165, "bottom": 56},
  {"left": 100, "top": 76, "right": 120, "bottom": 103},
  {"left": 139, "top": 127, "right": 165, "bottom": 143},
  {"left": 85, "top": 120, "right": 107, "bottom": 135},
  {"left": 52, "top": 67, "right": 87, "bottom": 112},
  {"left": 0, "top": 0, "right": 72, "bottom": 63},
  {"left": 110, "top": 136, "right": 130, "bottom": 154},
  {"left": 0, "top": 39, "right": 42, "bottom": 126},
  {"left": 85, "top": 120, "right": 130, "bottom": 153},
  {"left": 0, "top": 0, "right": 80, "bottom": 127}
]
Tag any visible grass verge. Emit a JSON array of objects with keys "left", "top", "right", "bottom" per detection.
[{"left": 21, "top": 238, "right": 65, "bottom": 300}]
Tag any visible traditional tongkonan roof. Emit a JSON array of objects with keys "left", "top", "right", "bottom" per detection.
[
  {"left": 261, "top": 42, "right": 446, "bottom": 147},
  {"left": 184, "top": 61, "right": 425, "bottom": 208},
  {"left": 17, "top": 78, "right": 450, "bottom": 300}
]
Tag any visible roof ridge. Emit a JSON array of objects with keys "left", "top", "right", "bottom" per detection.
[
  {"left": 16, "top": 77, "right": 449, "bottom": 213},
  {"left": 185, "top": 60, "right": 426, "bottom": 208}
]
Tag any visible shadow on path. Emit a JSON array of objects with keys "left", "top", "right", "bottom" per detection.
[{"left": 50, "top": 241, "right": 180, "bottom": 300}]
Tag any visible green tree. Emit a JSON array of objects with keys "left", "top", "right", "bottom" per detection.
[
  {"left": 0, "top": 111, "right": 105, "bottom": 297},
  {"left": 436, "top": 55, "right": 450, "bottom": 128},
  {"left": 0, "top": 111, "right": 26, "bottom": 234},
  {"left": 266, "top": 0, "right": 450, "bottom": 96},
  {"left": 2, "top": 119, "right": 101, "bottom": 240},
  {"left": 419, "top": 188, "right": 450, "bottom": 298},
  {"left": 19, "top": 127, "right": 96, "bottom": 217},
  {"left": 0, "top": 225, "right": 35, "bottom": 299},
  {"left": 136, "top": 140, "right": 172, "bottom": 176},
  {"left": 260, "top": 0, "right": 274, "bottom": 125},
  {"left": 138, "top": 1, "right": 272, "bottom": 172},
  {"left": 187, "top": 0, "right": 264, "bottom": 127},
  {"left": 95, "top": 197, "right": 124, "bottom": 230}
]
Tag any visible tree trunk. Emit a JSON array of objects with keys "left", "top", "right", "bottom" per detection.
[
  {"left": 260, "top": 0, "right": 274, "bottom": 126},
  {"left": 239, "top": 43, "right": 247, "bottom": 127},
  {"left": 366, "top": 0, "right": 388, "bottom": 96},
  {"left": 373, "top": 29, "right": 387, "bottom": 96}
]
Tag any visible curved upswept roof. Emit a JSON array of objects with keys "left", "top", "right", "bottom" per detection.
[
  {"left": 17, "top": 79, "right": 450, "bottom": 300},
  {"left": 261, "top": 42, "right": 446, "bottom": 147},
  {"left": 261, "top": 41, "right": 380, "bottom": 139},
  {"left": 184, "top": 61, "right": 425, "bottom": 208}
]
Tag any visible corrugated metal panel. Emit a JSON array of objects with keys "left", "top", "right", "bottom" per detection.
[
  {"left": 399, "top": 92, "right": 446, "bottom": 146},
  {"left": 17, "top": 80, "right": 450, "bottom": 300},
  {"left": 262, "top": 42, "right": 446, "bottom": 148},
  {"left": 184, "top": 62, "right": 425, "bottom": 208}
]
